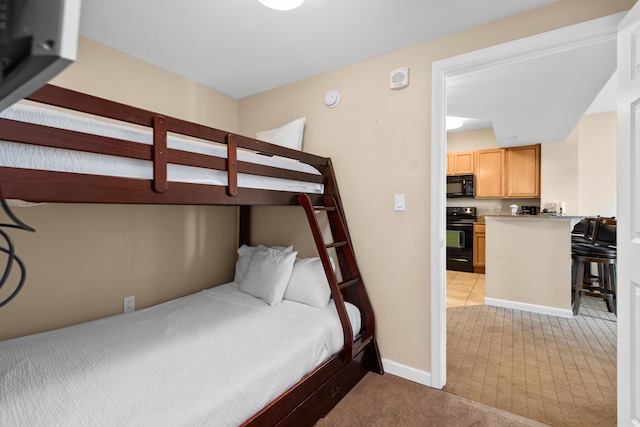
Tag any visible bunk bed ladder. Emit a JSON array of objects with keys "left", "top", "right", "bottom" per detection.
[{"left": 298, "top": 193, "right": 377, "bottom": 366}]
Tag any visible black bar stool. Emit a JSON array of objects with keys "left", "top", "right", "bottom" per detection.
[{"left": 571, "top": 217, "right": 616, "bottom": 315}]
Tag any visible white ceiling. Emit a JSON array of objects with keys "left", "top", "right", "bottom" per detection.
[
  {"left": 78, "top": 0, "right": 558, "bottom": 99},
  {"left": 446, "top": 35, "right": 617, "bottom": 146},
  {"left": 78, "top": 0, "right": 620, "bottom": 147}
]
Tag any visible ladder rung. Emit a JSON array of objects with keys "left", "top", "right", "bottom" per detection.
[
  {"left": 313, "top": 206, "right": 337, "bottom": 212},
  {"left": 339, "top": 277, "right": 361, "bottom": 290},
  {"left": 326, "top": 241, "right": 348, "bottom": 249}
]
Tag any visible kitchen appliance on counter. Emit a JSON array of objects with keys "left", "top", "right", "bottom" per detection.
[
  {"left": 446, "top": 174, "right": 475, "bottom": 198},
  {"left": 446, "top": 206, "right": 477, "bottom": 272},
  {"left": 520, "top": 205, "right": 539, "bottom": 215}
]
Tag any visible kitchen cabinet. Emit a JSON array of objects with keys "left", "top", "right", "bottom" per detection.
[
  {"left": 446, "top": 151, "right": 475, "bottom": 176},
  {"left": 475, "top": 148, "right": 506, "bottom": 198},
  {"left": 473, "top": 144, "right": 540, "bottom": 199},
  {"left": 506, "top": 145, "right": 540, "bottom": 198},
  {"left": 473, "top": 223, "right": 486, "bottom": 274}
]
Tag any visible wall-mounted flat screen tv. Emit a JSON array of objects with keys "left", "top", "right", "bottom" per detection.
[{"left": 0, "top": 0, "right": 81, "bottom": 112}]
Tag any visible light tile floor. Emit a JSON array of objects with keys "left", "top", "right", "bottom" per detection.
[{"left": 446, "top": 270, "right": 485, "bottom": 307}]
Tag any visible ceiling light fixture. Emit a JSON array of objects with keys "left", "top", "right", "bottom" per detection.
[
  {"left": 446, "top": 116, "right": 463, "bottom": 130},
  {"left": 257, "top": 0, "right": 305, "bottom": 10}
]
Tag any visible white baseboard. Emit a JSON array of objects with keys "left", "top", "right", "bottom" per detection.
[
  {"left": 484, "top": 297, "right": 573, "bottom": 318},
  {"left": 381, "top": 358, "right": 432, "bottom": 387}
]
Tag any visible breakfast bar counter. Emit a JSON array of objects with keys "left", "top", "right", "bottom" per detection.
[{"left": 483, "top": 215, "right": 582, "bottom": 317}]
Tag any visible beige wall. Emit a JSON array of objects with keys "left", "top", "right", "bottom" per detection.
[
  {"left": 541, "top": 111, "right": 617, "bottom": 216},
  {"left": 447, "top": 128, "right": 498, "bottom": 152},
  {"left": 578, "top": 112, "right": 617, "bottom": 216},
  {"left": 239, "top": 0, "right": 634, "bottom": 374},
  {"left": 51, "top": 37, "right": 239, "bottom": 129},
  {"left": 541, "top": 126, "right": 580, "bottom": 214},
  {"left": 0, "top": 38, "right": 240, "bottom": 340}
]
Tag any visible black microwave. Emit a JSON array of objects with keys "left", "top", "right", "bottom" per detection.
[{"left": 447, "top": 175, "right": 475, "bottom": 198}]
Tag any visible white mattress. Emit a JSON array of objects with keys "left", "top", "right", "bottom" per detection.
[
  {"left": 0, "top": 282, "right": 360, "bottom": 426},
  {"left": 0, "top": 104, "right": 324, "bottom": 193}
]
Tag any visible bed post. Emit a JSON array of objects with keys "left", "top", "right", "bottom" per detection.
[{"left": 239, "top": 206, "right": 251, "bottom": 247}]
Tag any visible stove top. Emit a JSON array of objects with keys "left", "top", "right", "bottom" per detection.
[{"left": 446, "top": 206, "right": 477, "bottom": 222}]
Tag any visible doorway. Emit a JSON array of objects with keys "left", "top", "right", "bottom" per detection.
[{"left": 429, "top": 12, "right": 623, "bottom": 390}]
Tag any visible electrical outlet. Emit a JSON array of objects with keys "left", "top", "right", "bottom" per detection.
[
  {"left": 496, "top": 205, "right": 502, "bottom": 213},
  {"left": 124, "top": 296, "right": 135, "bottom": 313}
]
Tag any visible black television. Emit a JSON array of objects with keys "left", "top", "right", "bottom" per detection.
[{"left": 0, "top": 0, "right": 80, "bottom": 112}]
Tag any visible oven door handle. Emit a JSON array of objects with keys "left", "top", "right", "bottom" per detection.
[{"left": 446, "top": 223, "right": 474, "bottom": 227}]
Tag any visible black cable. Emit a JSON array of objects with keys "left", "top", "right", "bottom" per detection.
[
  {"left": 0, "top": 198, "right": 35, "bottom": 307},
  {"left": 0, "top": 245, "right": 26, "bottom": 308},
  {"left": 0, "top": 199, "right": 36, "bottom": 231}
]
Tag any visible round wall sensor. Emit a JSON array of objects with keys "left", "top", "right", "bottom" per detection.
[{"left": 324, "top": 90, "right": 340, "bottom": 108}]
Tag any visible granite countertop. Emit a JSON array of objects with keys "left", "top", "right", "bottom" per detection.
[{"left": 480, "top": 214, "right": 583, "bottom": 222}]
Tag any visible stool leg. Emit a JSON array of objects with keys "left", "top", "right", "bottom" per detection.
[
  {"left": 603, "top": 265, "right": 614, "bottom": 313},
  {"left": 611, "top": 263, "right": 617, "bottom": 315},
  {"left": 573, "top": 258, "right": 585, "bottom": 315}
]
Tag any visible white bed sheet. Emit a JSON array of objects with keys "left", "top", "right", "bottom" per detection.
[
  {"left": 0, "top": 104, "right": 324, "bottom": 193},
  {"left": 0, "top": 282, "right": 360, "bottom": 426}
]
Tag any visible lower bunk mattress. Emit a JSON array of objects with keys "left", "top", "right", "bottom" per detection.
[{"left": 0, "top": 282, "right": 360, "bottom": 426}]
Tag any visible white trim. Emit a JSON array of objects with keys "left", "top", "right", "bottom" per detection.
[
  {"left": 430, "top": 12, "right": 624, "bottom": 389},
  {"left": 382, "top": 358, "right": 432, "bottom": 387},
  {"left": 429, "top": 58, "right": 447, "bottom": 390},
  {"left": 484, "top": 297, "right": 574, "bottom": 319}
]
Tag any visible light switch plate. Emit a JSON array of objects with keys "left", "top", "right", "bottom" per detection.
[{"left": 394, "top": 194, "right": 405, "bottom": 211}]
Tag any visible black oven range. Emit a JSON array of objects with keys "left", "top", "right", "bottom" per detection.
[{"left": 446, "top": 206, "right": 477, "bottom": 273}]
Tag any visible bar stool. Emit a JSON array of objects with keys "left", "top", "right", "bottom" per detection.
[
  {"left": 571, "top": 217, "right": 616, "bottom": 315},
  {"left": 571, "top": 217, "right": 595, "bottom": 244}
]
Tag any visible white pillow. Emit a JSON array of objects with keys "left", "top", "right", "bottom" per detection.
[
  {"left": 239, "top": 246, "right": 298, "bottom": 305},
  {"left": 284, "top": 257, "right": 334, "bottom": 308},
  {"left": 256, "top": 117, "right": 306, "bottom": 151},
  {"left": 234, "top": 244, "right": 293, "bottom": 283}
]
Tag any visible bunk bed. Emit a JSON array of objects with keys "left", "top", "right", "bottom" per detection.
[{"left": 0, "top": 85, "right": 383, "bottom": 426}]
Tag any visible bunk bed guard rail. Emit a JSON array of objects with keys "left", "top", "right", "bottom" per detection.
[{"left": 0, "top": 84, "right": 329, "bottom": 205}]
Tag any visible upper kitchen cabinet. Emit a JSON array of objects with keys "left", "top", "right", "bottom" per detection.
[
  {"left": 473, "top": 144, "right": 540, "bottom": 199},
  {"left": 475, "top": 148, "right": 506, "bottom": 198},
  {"left": 446, "top": 151, "right": 475, "bottom": 176},
  {"left": 506, "top": 145, "right": 540, "bottom": 198}
]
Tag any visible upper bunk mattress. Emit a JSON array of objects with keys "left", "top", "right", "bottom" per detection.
[
  {"left": 0, "top": 104, "right": 324, "bottom": 194},
  {"left": 0, "top": 282, "right": 360, "bottom": 426}
]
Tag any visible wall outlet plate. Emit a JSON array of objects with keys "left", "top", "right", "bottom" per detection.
[{"left": 124, "top": 296, "right": 135, "bottom": 313}]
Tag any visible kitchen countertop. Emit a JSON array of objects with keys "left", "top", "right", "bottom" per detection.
[{"left": 478, "top": 214, "right": 583, "bottom": 223}]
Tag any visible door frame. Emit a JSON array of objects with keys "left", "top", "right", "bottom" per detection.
[{"left": 429, "top": 12, "right": 624, "bottom": 389}]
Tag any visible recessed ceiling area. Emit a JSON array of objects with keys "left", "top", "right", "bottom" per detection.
[{"left": 446, "top": 36, "right": 617, "bottom": 147}]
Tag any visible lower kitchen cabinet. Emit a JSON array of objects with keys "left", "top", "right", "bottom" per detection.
[{"left": 473, "top": 223, "right": 486, "bottom": 274}]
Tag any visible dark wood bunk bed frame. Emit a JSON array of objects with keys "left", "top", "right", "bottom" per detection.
[{"left": 0, "top": 84, "right": 383, "bottom": 426}]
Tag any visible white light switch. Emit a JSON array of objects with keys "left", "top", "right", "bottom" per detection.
[{"left": 394, "top": 194, "right": 405, "bottom": 211}]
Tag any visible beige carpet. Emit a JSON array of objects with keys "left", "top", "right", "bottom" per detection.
[
  {"left": 446, "top": 299, "right": 616, "bottom": 426},
  {"left": 316, "top": 372, "right": 548, "bottom": 426}
]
